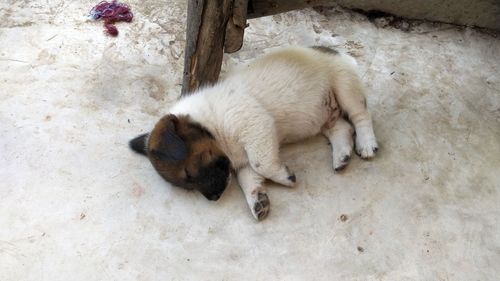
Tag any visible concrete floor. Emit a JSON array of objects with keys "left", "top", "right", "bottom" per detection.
[{"left": 1, "top": 1, "right": 499, "bottom": 280}]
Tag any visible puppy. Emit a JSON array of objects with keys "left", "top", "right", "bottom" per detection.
[{"left": 130, "top": 46, "right": 378, "bottom": 220}]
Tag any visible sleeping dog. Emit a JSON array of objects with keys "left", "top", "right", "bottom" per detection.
[{"left": 129, "top": 46, "right": 378, "bottom": 220}]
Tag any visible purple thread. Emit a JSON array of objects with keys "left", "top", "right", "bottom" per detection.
[{"left": 89, "top": 1, "right": 133, "bottom": 36}]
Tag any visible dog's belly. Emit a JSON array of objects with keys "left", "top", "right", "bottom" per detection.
[
  {"left": 277, "top": 117, "right": 324, "bottom": 144},
  {"left": 254, "top": 83, "right": 340, "bottom": 144},
  {"left": 275, "top": 91, "right": 339, "bottom": 144}
]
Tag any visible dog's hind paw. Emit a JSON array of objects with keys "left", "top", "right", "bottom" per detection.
[
  {"left": 355, "top": 127, "right": 378, "bottom": 159},
  {"left": 334, "top": 153, "right": 351, "bottom": 172},
  {"left": 355, "top": 143, "right": 378, "bottom": 159}
]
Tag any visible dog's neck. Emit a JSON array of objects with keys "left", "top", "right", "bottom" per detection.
[{"left": 169, "top": 85, "right": 248, "bottom": 169}]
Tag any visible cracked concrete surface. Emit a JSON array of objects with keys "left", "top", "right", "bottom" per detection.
[{"left": 1, "top": 1, "right": 499, "bottom": 280}]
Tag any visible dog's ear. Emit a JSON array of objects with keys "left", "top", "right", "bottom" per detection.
[
  {"left": 129, "top": 133, "right": 149, "bottom": 156},
  {"left": 148, "top": 114, "right": 188, "bottom": 161}
]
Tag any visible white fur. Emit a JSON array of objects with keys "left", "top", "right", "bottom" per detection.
[
  {"left": 323, "top": 118, "right": 354, "bottom": 171},
  {"left": 170, "top": 47, "right": 378, "bottom": 219}
]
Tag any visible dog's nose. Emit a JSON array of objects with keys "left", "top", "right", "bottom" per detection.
[{"left": 209, "top": 194, "right": 221, "bottom": 201}]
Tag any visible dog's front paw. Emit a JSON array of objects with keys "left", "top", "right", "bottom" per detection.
[
  {"left": 271, "top": 165, "right": 296, "bottom": 187},
  {"left": 251, "top": 192, "right": 270, "bottom": 221},
  {"left": 355, "top": 127, "right": 378, "bottom": 159}
]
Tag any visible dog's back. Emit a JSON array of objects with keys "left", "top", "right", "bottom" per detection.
[{"left": 220, "top": 46, "right": 359, "bottom": 143}]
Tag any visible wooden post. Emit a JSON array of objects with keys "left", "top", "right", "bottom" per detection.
[
  {"left": 224, "top": 0, "right": 249, "bottom": 53},
  {"left": 181, "top": 0, "right": 335, "bottom": 95},
  {"left": 181, "top": 0, "right": 233, "bottom": 95}
]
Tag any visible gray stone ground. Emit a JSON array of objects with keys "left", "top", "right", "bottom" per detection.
[{"left": 1, "top": 1, "right": 499, "bottom": 280}]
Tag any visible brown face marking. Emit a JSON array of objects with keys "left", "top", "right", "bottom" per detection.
[{"left": 144, "top": 114, "right": 231, "bottom": 200}]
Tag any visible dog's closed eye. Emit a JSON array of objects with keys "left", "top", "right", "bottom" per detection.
[{"left": 184, "top": 168, "right": 192, "bottom": 181}]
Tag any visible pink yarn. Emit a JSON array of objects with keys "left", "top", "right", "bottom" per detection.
[{"left": 90, "top": 1, "right": 133, "bottom": 36}]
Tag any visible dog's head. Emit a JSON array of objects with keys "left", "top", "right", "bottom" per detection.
[{"left": 129, "top": 114, "right": 231, "bottom": 201}]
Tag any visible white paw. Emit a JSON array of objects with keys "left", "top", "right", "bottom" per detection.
[
  {"left": 249, "top": 192, "right": 270, "bottom": 221},
  {"left": 355, "top": 127, "right": 378, "bottom": 159},
  {"left": 333, "top": 146, "right": 352, "bottom": 172},
  {"left": 270, "top": 165, "right": 296, "bottom": 187}
]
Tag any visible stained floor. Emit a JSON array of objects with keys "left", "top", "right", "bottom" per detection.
[{"left": 1, "top": 1, "right": 499, "bottom": 280}]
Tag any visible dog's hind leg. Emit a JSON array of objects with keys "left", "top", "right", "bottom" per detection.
[
  {"left": 322, "top": 118, "right": 354, "bottom": 172},
  {"left": 237, "top": 165, "right": 270, "bottom": 220},
  {"left": 330, "top": 62, "right": 378, "bottom": 159}
]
